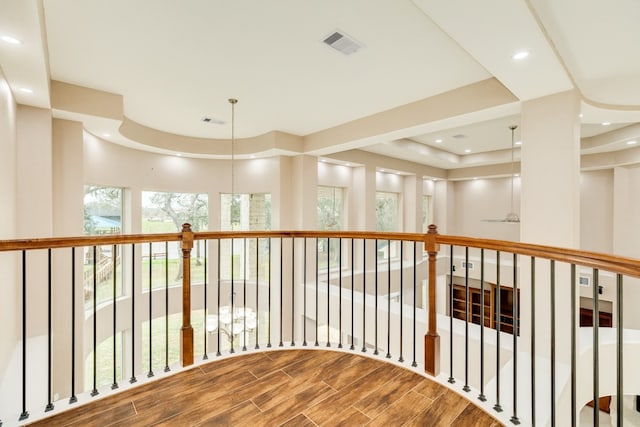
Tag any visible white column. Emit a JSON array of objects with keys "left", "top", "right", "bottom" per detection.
[{"left": 520, "top": 90, "right": 581, "bottom": 425}]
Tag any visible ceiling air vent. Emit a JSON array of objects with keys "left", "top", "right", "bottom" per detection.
[
  {"left": 202, "top": 117, "right": 225, "bottom": 125},
  {"left": 323, "top": 30, "right": 362, "bottom": 55}
]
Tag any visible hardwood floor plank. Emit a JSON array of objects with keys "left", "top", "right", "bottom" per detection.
[
  {"left": 449, "top": 402, "right": 505, "bottom": 427},
  {"left": 321, "top": 354, "right": 383, "bottom": 390},
  {"left": 366, "top": 390, "right": 433, "bottom": 427},
  {"left": 26, "top": 351, "right": 502, "bottom": 427},
  {"left": 278, "top": 413, "right": 317, "bottom": 427},
  {"left": 249, "top": 349, "right": 316, "bottom": 378},
  {"left": 411, "top": 376, "right": 447, "bottom": 400},
  {"left": 318, "top": 405, "right": 371, "bottom": 426},
  {"left": 353, "top": 368, "right": 423, "bottom": 419},
  {"left": 303, "top": 365, "right": 403, "bottom": 425},
  {"left": 404, "top": 389, "right": 470, "bottom": 427},
  {"left": 281, "top": 349, "right": 345, "bottom": 379},
  {"left": 246, "top": 382, "right": 335, "bottom": 426},
  {"left": 198, "top": 400, "right": 263, "bottom": 427},
  {"left": 28, "top": 401, "right": 136, "bottom": 427}
]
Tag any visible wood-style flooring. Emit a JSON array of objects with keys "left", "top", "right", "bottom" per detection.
[{"left": 28, "top": 350, "right": 503, "bottom": 426}]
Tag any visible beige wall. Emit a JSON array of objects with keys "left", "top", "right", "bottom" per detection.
[
  {"left": 0, "top": 69, "right": 18, "bottom": 381},
  {"left": 581, "top": 169, "right": 613, "bottom": 253}
]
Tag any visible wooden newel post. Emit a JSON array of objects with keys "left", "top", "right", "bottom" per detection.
[
  {"left": 180, "top": 223, "right": 194, "bottom": 367},
  {"left": 424, "top": 224, "right": 440, "bottom": 376}
]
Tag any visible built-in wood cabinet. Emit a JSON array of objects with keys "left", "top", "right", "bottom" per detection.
[{"left": 449, "top": 283, "right": 520, "bottom": 335}]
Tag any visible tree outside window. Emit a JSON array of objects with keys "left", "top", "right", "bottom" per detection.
[
  {"left": 317, "top": 186, "right": 344, "bottom": 268},
  {"left": 220, "top": 193, "right": 271, "bottom": 281},
  {"left": 141, "top": 191, "right": 208, "bottom": 290},
  {"left": 376, "top": 191, "right": 400, "bottom": 260}
]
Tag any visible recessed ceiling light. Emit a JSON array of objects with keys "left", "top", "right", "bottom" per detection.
[
  {"left": 601, "top": 122, "right": 611, "bottom": 126},
  {"left": 380, "top": 169, "right": 385, "bottom": 172},
  {"left": 515, "top": 174, "right": 520, "bottom": 177},
  {"left": 579, "top": 113, "right": 584, "bottom": 118},
  {"left": 250, "top": 155, "right": 256, "bottom": 159},
  {"left": 464, "top": 149, "right": 471, "bottom": 153},
  {"left": 345, "top": 163, "right": 351, "bottom": 167},
  {"left": 473, "top": 177, "right": 478, "bottom": 180},
  {"left": 1, "top": 35, "right": 22, "bottom": 45},
  {"left": 512, "top": 50, "right": 530, "bottom": 60},
  {"left": 515, "top": 141, "right": 522, "bottom": 146},
  {"left": 320, "top": 159, "right": 326, "bottom": 162},
  {"left": 176, "top": 153, "right": 182, "bottom": 157},
  {"left": 627, "top": 140, "right": 637, "bottom": 145},
  {"left": 19, "top": 87, "right": 33, "bottom": 94},
  {"left": 102, "top": 132, "right": 110, "bottom": 137},
  {"left": 435, "top": 138, "right": 443, "bottom": 143}
]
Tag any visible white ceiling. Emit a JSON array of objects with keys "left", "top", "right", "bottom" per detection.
[{"left": 1, "top": 0, "right": 639, "bottom": 171}]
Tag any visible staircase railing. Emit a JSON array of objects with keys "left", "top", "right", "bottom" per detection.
[{"left": 0, "top": 224, "right": 638, "bottom": 426}]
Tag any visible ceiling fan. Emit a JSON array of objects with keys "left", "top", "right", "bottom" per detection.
[{"left": 483, "top": 125, "right": 520, "bottom": 223}]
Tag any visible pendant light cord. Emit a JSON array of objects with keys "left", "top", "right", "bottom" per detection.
[
  {"left": 229, "top": 98, "right": 238, "bottom": 231},
  {"left": 509, "top": 125, "right": 517, "bottom": 214}
]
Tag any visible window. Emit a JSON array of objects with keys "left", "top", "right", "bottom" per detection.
[
  {"left": 141, "top": 191, "right": 208, "bottom": 290},
  {"left": 220, "top": 193, "right": 271, "bottom": 280},
  {"left": 83, "top": 185, "right": 123, "bottom": 308},
  {"left": 317, "top": 186, "right": 344, "bottom": 268},
  {"left": 422, "top": 195, "right": 432, "bottom": 232},
  {"left": 376, "top": 191, "right": 400, "bottom": 260}
]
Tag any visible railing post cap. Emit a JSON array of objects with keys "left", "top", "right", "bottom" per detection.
[
  {"left": 427, "top": 224, "right": 438, "bottom": 234},
  {"left": 181, "top": 223, "right": 192, "bottom": 233}
]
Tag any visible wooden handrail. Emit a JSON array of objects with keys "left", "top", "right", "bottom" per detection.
[
  {"left": 436, "top": 234, "right": 640, "bottom": 279},
  {"left": 3, "top": 226, "right": 640, "bottom": 377}
]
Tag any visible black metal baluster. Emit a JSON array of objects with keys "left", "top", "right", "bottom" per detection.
[
  {"left": 244, "top": 238, "right": 248, "bottom": 351},
  {"left": 531, "top": 257, "right": 537, "bottom": 426},
  {"left": 412, "top": 242, "right": 417, "bottom": 367},
  {"left": 315, "top": 238, "right": 319, "bottom": 347},
  {"left": 20, "top": 250, "right": 28, "bottom": 421},
  {"left": 256, "top": 237, "right": 261, "bottom": 350},
  {"left": 339, "top": 238, "right": 343, "bottom": 349},
  {"left": 267, "top": 238, "right": 272, "bottom": 348},
  {"left": 494, "top": 250, "right": 502, "bottom": 412},
  {"left": 350, "top": 238, "right": 355, "bottom": 351},
  {"left": 130, "top": 244, "right": 137, "bottom": 383},
  {"left": 277, "top": 237, "right": 282, "bottom": 348},
  {"left": 291, "top": 237, "right": 295, "bottom": 347},
  {"left": 303, "top": 238, "right": 307, "bottom": 346},
  {"left": 398, "top": 241, "right": 403, "bottom": 363},
  {"left": 386, "top": 239, "right": 391, "bottom": 359},
  {"left": 571, "top": 264, "right": 576, "bottom": 427},
  {"left": 448, "top": 244, "right": 454, "bottom": 384},
  {"left": 46, "top": 248, "right": 54, "bottom": 411},
  {"left": 616, "top": 274, "right": 623, "bottom": 427},
  {"left": 463, "top": 246, "right": 470, "bottom": 393},
  {"left": 550, "top": 260, "right": 556, "bottom": 426},
  {"left": 362, "top": 239, "right": 367, "bottom": 353},
  {"left": 70, "top": 247, "right": 77, "bottom": 404},
  {"left": 511, "top": 253, "right": 520, "bottom": 424},
  {"left": 592, "top": 268, "right": 600, "bottom": 427},
  {"left": 148, "top": 242, "right": 154, "bottom": 377},
  {"left": 203, "top": 240, "right": 208, "bottom": 360},
  {"left": 327, "top": 237, "right": 330, "bottom": 347},
  {"left": 230, "top": 238, "right": 235, "bottom": 354},
  {"left": 92, "top": 245, "right": 98, "bottom": 396},
  {"left": 216, "top": 239, "right": 221, "bottom": 356},
  {"left": 113, "top": 244, "right": 119, "bottom": 388},
  {"left": 374, "top": 239, "right": 378, "bottom": 355},
  {"left": 479, "top": 249, "right": 486, "bottom": 402}
]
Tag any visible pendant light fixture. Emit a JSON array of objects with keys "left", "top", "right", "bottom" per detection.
[{"left": 483, "top": 125, "right": 520, "bottom": 223}]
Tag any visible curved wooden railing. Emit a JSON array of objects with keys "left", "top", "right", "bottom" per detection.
[{"left": 1, "top": 224, "right": 639, "bottom": 426}]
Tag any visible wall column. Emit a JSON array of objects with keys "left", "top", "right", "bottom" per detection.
[{"left": 520, "top": 90, "right": 581, "bottom": 425}]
